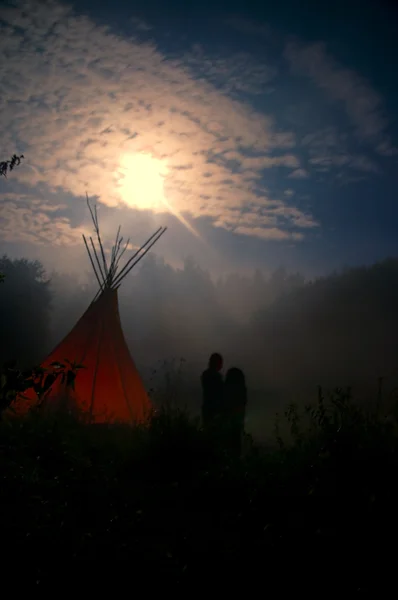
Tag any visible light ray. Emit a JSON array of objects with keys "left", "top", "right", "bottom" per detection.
[{"left": 117, "top": 152, "right": 203, "bottom": 241}]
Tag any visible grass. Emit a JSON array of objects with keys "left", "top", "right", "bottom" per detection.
[{"left": 1, "top": 389, "right": 398, "bottom": 590}]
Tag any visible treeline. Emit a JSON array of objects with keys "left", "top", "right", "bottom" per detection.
[{"left": 246, "top": 259, "right": 398, "bottom": 395}]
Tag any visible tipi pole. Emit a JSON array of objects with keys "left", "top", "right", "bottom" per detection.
[
  {"left": 112, "top": 227, "right": 167, "bottom": 288},
  {"left": 107, "top": 226, "right": 122, "bottom": 284},
  {"left": 111, "top": 237, "right": 130, "bottom": 281},
  {"left": 84, "top": 192, "right": 167, "bottom": 302},
  {"left": 86, "top": 193, "right": 108, "bottom": 277},
  {"left": 83, "top": 234, "right": 105, "bottom": 290},
  {"left": 93, "top": 205, "right": 109, "bottom": 277},
  {"left": 111, "top": 226, "right": 163, "bottom": 287},
  {"left": 89, "top": 237, "right": 107, "bottom": 285}
]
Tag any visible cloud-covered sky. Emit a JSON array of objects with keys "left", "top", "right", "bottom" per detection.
[{"left": 1, "top": 0, "right": 398, "bottom": 276}]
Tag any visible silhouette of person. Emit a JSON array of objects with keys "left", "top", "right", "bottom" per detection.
[
  {"left": 201, "top": 353, "right": 224, "bottom": 430},
  {"left": 223, "top": 367, "right": 247, "bottom": 457}
]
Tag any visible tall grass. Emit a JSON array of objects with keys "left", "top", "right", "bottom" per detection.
[{"left": 1, "top": 383, "right": 398, "bottom": 590}]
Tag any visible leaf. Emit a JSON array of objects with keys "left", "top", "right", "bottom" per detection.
[{"left": 50, "top": 361, "right": 64, "bottom": 369}]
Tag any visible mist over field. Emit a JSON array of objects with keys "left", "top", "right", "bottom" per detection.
[{"left": 2, "top": 253, "right": 397, "bottom": 441}]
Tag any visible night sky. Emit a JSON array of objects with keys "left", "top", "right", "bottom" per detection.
[{"left": 1, "top": 0, "right": 397, "bottom": 277}]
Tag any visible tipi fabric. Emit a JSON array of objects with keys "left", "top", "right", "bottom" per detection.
[
  {"left": 11, "top": 197, "right": 166, "bottom": 423},
  {"left": 13, "top": 289, "right": 151, "bottom": 423}
]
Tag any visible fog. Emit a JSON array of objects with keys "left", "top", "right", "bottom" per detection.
[{"left": 1, "top": 253, "right": 398, "bottom": 441}]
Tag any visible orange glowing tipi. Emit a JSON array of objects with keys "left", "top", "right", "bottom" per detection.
[{"left": 12, "top": 196, "right": 167, "bottom": 424}]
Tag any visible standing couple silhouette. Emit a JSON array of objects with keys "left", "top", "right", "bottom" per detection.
[{"left": 200, "top": 353, "right": 247, "bottom": 457}]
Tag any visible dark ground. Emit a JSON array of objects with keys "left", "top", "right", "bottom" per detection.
[{"left": 1, "top": 398, "right": 397, "bottom": 592}]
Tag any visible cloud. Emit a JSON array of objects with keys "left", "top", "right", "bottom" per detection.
[
  {"left": 348, "top": 155, "right": 380, "bottom": 174},
  {"left": 288, "top": 168, "right": 310, "bottom": 179},
  {"left": 224, "top": 20, "right": 396, "bottom": 182},
  {"left": 130, "top": 17, "right": 152, "bottom": 32},
  {"left": 181, "top": 44, "right": 277, "bottom": 97},
  {"left": 301, "top": 128, "right": 381, "bottom": 176},
  {"left": 376, "top": 141, "right": 398, "bottom": 157},
  {"left": 285, "top": 41, "right": 395, "bottom": 153},
  {"left": 0, "top": 196, "right": 85, "bottom": 246},
  {"left": 211, "top": 198, "right": 318, "bottom": 239},
  {"left": 233, "top": 226, "right": 304, "bottom": 241},
  {"left": 309, "top": 154, "right": 380, "bottom": 174},
  {"left": 0, "top": 0, "right": 315, "bottom": 247}
]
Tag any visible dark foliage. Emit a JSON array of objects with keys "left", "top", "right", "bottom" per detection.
[
  {"left": 0, "top": 256, "right": 52, "bottom": 367},
  {"left": 0, "top": 154, "right": 24, "bottom": 283},
  {"left": 1, "top": 391, "right": 398, "bottom": 591},
  {"left": 0, "top": 153, "right": 24, "bottom": 178},
  {"left": 0, "top": 358, "right": 83, "bottom": 417}
]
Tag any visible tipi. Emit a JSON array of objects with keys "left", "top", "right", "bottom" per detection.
[{"left": 11, "top": 197, "right": 166, "bottom": 424}]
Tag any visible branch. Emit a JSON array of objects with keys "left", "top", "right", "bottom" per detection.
[{"left": 0, "top": 154, "right": 24, "bottom": 178}]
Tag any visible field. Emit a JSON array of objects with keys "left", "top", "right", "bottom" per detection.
[{"left": 1, "top": 387, "right": 397, "bottom": 591}]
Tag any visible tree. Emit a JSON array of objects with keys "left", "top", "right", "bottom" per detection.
[{"left": 0, "top": 256, "right": 52, "bottom": 368}]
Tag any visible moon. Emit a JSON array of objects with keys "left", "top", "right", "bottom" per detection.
[
  {"left": 117, "top": 151, "right": 202, "bottom": 240},
  {"left": 117, "top": 153, "right": 169, "bottom": 211}
]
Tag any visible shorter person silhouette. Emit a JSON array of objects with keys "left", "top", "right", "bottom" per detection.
[
  {"left": 223, "top": 367, "right": 247, "bottom": 457},
  {"left": 201, "top": 353, "right": 224, "bottom": 430}
]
